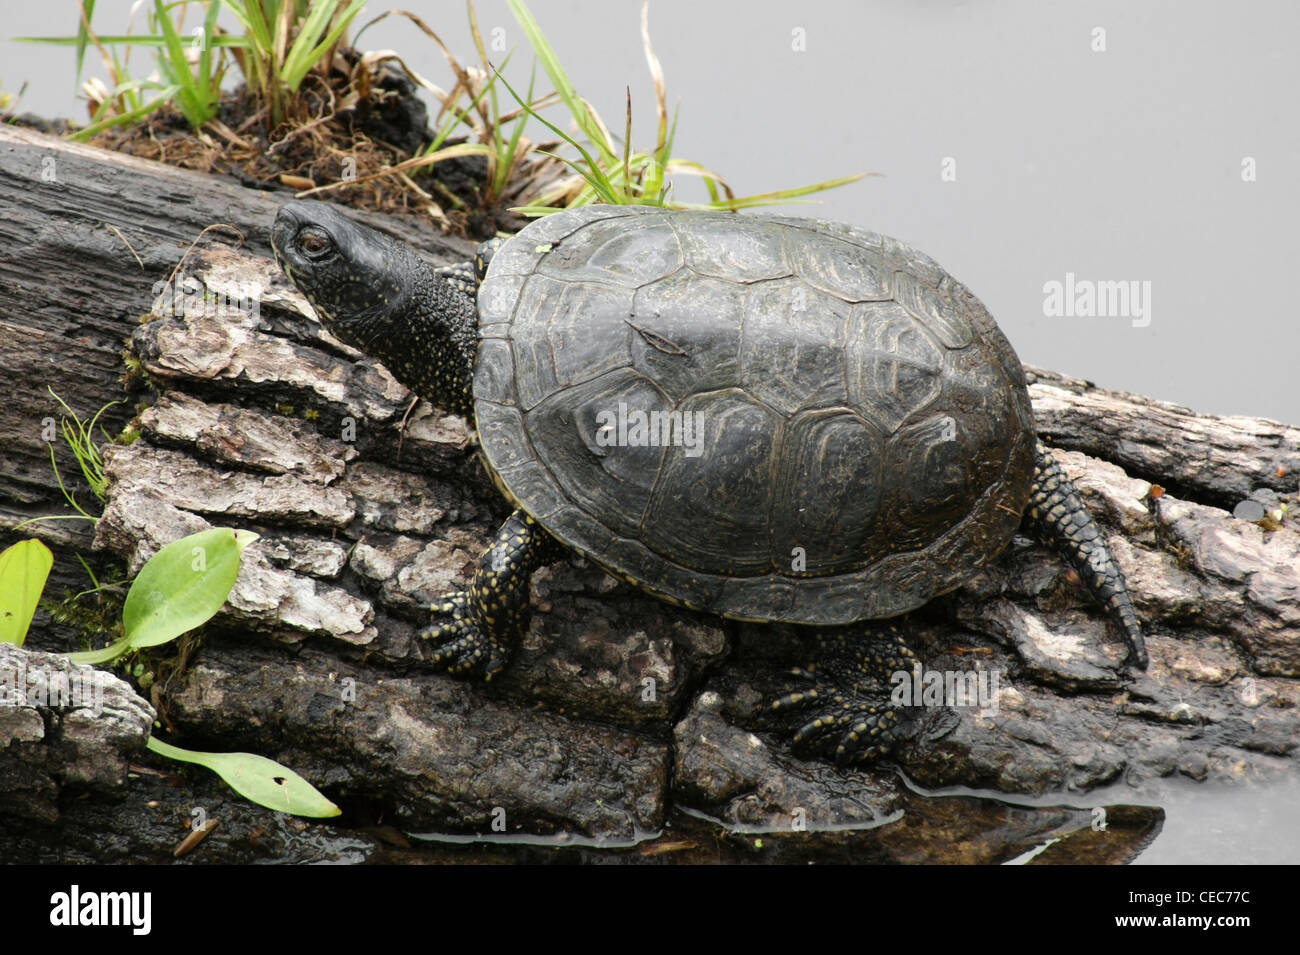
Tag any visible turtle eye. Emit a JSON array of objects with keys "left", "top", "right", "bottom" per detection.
[{"left": 299, "top": 229, "right": 331, "bottom": 257}]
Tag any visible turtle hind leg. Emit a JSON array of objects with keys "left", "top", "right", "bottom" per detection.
[
  {"left": 420, "top": 509, "right": 562, "bottom": 680},
  {"left": 760, "top": 626, "right": 922, "bottom": 765},
  {"left": 1025, "top": 440, "right": 1148, "bottom": 669}
]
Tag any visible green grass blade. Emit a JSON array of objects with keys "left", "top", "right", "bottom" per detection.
[
  {"left": 494, "top": 67, "right": 619, "bottom": 204},
  {"left": 14, "top": 34, "right": 241, "bottom": 47},
  {"left": 425, "top": 58, "right": 505, "bottom": 154},
  {"left": 427, "top": 107, "right": 471, "bottom": 154},
  {"left": 147, "top": 737, "right": 342, "bottom": 817},
  {"left": 650, "top": 104, "right": 680, "bottom": 202},
  {"left": 229, "top": 0, "right": 273, "bottom": 56},
  {"left": 533, "top": 149, "right": 619, "bottom": 206},
  {"left": 48, "top": 391, "right": 117, "bottom": 503},
  {"left": 282, "top": 0, "right": 367, "bottom": 92},
  {"left": 76, "top": 78, "right": 173, "bottom": 138},
  {"left": 197, "top": 0, "right": 222, "bottom": 98},
  {"left": 297, "top": 0, "right": 367, "bottom": 80},
  {"left": 47, "top": 444, "right": 93, "bottom": 519},
  {"left": 75, "top": 553, "right": 102, "bottom": 593},
  {"left": 698, "top": 172, "right": 870, "bottom": 210},
  {"left": 506, "top": 0, "right": 616, "bottom": 166},
  {"left": 493, "top": 61, "right": 534, "bottom": 196},
  {"left": 621, "top": 87, "right": 632, "bottom": 202},
  {"left": 0, "top": 540, "right": 54, "bottom": 646},
  {"left": 152, "top": 0, "right": 209, "bottom": 127},
  {"left": 509, "top": 204, "right": 568, "bottom": 217},
  {"left": 75, "top": 0, "right": 97, "bottom": 85},
  {"left": 279, "top": 0, "right": 337, "bottom": 90}
]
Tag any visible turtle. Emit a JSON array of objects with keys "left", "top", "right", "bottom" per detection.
[{"left": 271, "top": 201, "right": 1147, "bottom": 764}]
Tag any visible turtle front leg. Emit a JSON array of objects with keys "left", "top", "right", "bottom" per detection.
[
  {"left": 421, "top": 510, "right": 562, "bottom": 680},
  {"left": 434, "top": 260, "right": 478, "bottom": 300},
  {"left": 1025, "top": 440, "right": 1148, "bottom": 669}
]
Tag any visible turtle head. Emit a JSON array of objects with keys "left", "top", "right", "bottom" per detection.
[
  {"left": 271, "top": 200, "right": 479, "bottom": 416},
  {"left": 271, "top": 200, "right": 421, "bottom": 354}
]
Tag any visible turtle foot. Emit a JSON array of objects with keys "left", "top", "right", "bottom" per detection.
[
  {"left": 415, "top": 510, "right": 561, "bottom": 681},
  {"left": 419, "top": 591, "right": 513, "bottom": 680},
  {"left": 760, "top": 627, "right": 922, "bottom": 765}
]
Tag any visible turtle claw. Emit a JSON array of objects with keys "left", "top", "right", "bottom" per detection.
[
  {"left": 766, "top": 685, "right": 824, "bottom": 714},
  {"left": 786, "top": 698, "right": 911, "bottom": 765},
  {"left": 759, "top": 627, "right": 920, "bottom": 765},
  {"left": 791, "top": 708, "right": 846, "bottom": 748},
  {"left": 419, "top": 591, "right": 511, "bottom": 680},
  {"left": 429, "top": 591, "right": 470, "bottom": 623},
  {"left": 831, "top": 707, "right": 910, "bottom": 766}
]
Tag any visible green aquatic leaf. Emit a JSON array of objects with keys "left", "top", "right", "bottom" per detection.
[
  {"left": 0, "top": 539, "right": 54, "bottom": 646},
  {"left": 147, "top": 737, "right": 341, "bottom": 818},
  {"left": 123, "top": 528, "right": 258, "bottom": 649}
]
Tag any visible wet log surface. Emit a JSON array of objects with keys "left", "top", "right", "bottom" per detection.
[{"left": 0, "top": 125, "right": 1295, "bottom": 863}]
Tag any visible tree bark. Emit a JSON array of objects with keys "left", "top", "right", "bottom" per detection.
[
  {"left": 0, "top": 123, "right": 472, "bottom": 602},
  {"left": 1, "top": 125, "right": 1295, "bottom": 863}
]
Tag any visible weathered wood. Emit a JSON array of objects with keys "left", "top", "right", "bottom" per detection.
[
  {"left": 0, "top": 643, "right": 154, "bottom": 825},
  {"left": 0, "top": 124, "right": 472, "bottom": 603},
  {"left": 90, "top": 233, "right": 1300, "bottom": 839},
  {"left": 1, "top": 123, "right": 1296, "bottom": 861},
  {"left": 1026, "top": 366, "right": 1299, "bottom": 508}
]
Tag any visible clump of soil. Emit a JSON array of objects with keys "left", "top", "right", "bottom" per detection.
[{"left": 51, "top": 48, "right": 551, "bottom": 241}]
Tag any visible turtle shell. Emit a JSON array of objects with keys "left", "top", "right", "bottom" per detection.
[{"left": 472, "top": 206, "right": 1036, "bottom": 625}]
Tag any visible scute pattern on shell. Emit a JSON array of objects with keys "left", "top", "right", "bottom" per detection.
[{"left": 474, "top": 206, "right": 1036, "bottom": 625}]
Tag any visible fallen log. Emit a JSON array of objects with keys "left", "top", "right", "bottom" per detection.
[{"left": 1, "top": 124, "right": 1295, "bottom": 862}]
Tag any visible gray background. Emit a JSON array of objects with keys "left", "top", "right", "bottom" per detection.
[{"left": 6, "top": 0, "right": 1297, "bottom": 422}]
